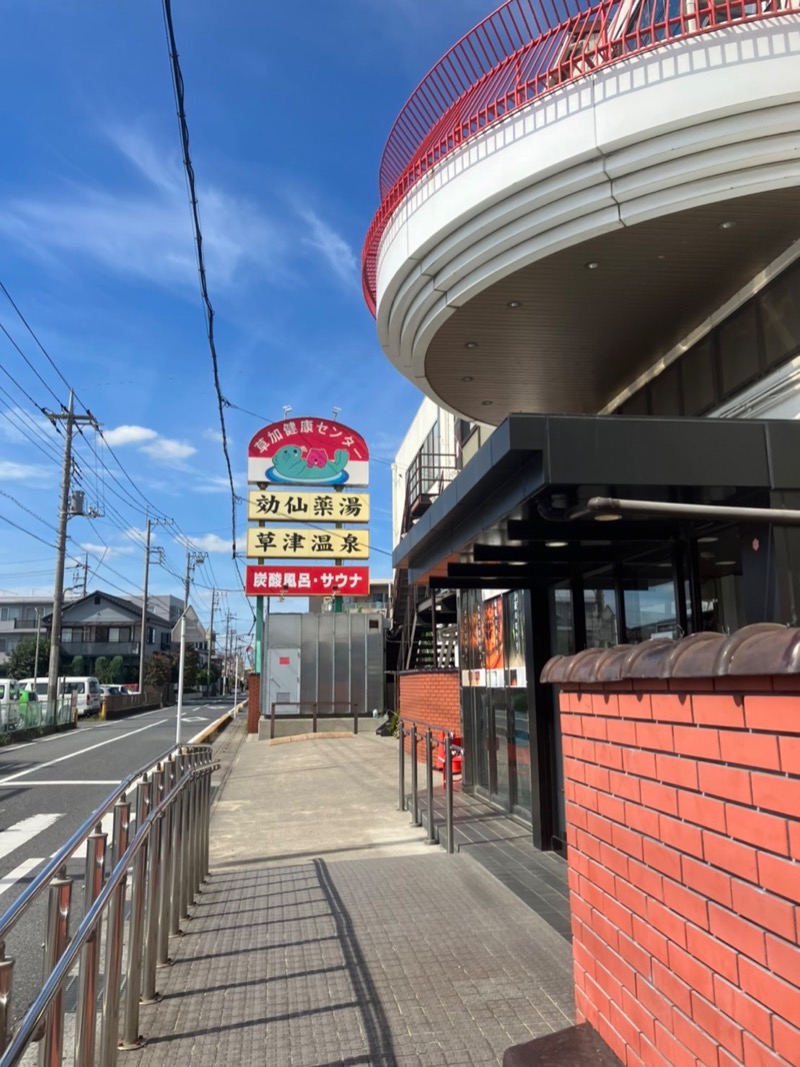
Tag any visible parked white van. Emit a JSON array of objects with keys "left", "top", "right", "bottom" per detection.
[
  {"left": 19, "top": 676, "right": 103, "bottom": 718},
  {"left": 0, "top": 679, "right": 19, "bottom": 703}
]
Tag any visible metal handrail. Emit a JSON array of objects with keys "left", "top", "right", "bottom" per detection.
[
  {"left": 397, "top": 718, "right": 462, "bottom": 854},
  {"left": 0, "top": 744, "right": 218, "bottom": 1065},
  {"left": 0, "top": 743, "right": 176, "bottom": 947},
  {"left": 361, "top": 0, "right": 799, "bottom": 311}
]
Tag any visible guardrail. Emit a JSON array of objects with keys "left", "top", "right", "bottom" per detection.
[
  {"left": 0, "top": 743, "right": 218, "bottom": 1066},
  {"left": 397, "top": 717, "right": 463, "bottom": 855},
  {"left": 361, "top": 0, "right": 799, "bottom": 311},
  {"left": 268, "top": 701, "right": 360, "bottom": 740}
]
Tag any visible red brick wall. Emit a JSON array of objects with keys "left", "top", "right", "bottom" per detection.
[
  {"left": 247, "top": 673, "right": 260, "bottom": 734},
  {"left": 560, "top": 681, "right": 800, "bottom": 1067},
  {"left": 398, "top": 670, "right": 460, "bottom": 758}
]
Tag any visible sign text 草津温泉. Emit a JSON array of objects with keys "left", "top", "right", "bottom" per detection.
[{"left": 246, "top": 527, "right": 370, "bottom": 560}]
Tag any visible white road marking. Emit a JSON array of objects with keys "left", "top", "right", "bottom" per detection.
[
  {"left": 0, "top": 813, "right": 63, "bottom": 861},
  {"left": 0, "top": 856, "right": 44, "bottom": 897},
  {"left": 0, "top": 719, "right": 168, "bottom": 786}
]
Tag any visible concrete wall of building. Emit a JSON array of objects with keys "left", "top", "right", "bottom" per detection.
[
  {"left": 556, "top": 678, "right": 800, "bottom": 1066},
  {"left": 398, "top": 670, "right": 460, "bottom": 756}
]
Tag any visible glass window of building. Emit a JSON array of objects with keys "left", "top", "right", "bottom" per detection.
[
  {"left": 761, "top": 262, "right": 800, "bottom": 369},
  {"left": 718, "top": 302, "right": 760, "bottom": 399}
]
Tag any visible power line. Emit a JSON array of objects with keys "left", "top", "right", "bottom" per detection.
[
  {"left": 161, "top": 0, "right": 238, "bottom": 560},
  {"left": 0, "top": 316, "right": 62, "bottom": 407},
  {"left": 0, "top": 280, "right": 79, "bottom": 403},
  {"left": 0, "top": 514, "right": 55, "bottom": 549}
]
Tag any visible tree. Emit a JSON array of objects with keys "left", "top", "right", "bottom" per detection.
[
  {"left": 95, "top": 656, "right": 111, "bottom": 683},
  {"left": 109, "top": 656, "right": 124, "bottom": 683},
  {"left": 7, "top": 638, "right": 39, "bottom": 679},
  {"left": 183, "top": 644, "right": 200, "bottom": 689},
  {"left": 144, "top": 653, "right": 172, "bottom": 689},
  {"left": 69, "top": 656, "right": 86, "bottom": 676}
]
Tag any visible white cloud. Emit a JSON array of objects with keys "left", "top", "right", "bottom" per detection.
[
  {"left": 140, "top": 438, "right": 196, "bottom": 463},
  {"left": 177, "top": 533, "right": 233, "bottom": 555},
  {"left": 193, "top": 475, "right": 237, "bottom": 495},
  {"left": 296, "top": 206, "right": 357, "bottom": 284},
  {"left": 78, "top": 541, "right": 136, "bottom": 558},
  {"left": 0, "top": 125, "right": 283, "bottom": 291},
  {"left": 123, "top": 527, "right": 148, "bottom": 546},
  {"left": 202, "top": 428, "right": 224, "bottom": 444},
  {"left": 102, "top": 425, "right": 159, "bottom": 447},
  {"left": 0, "top": 460, "right": 53, "bottom": 483},
  {"left": 103, "top": 424, "right": 196, "bottom": 466}
]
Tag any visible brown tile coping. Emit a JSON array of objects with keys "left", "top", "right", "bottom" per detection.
[{"left": 541, "top": 623, "right": 800, "bottom": 684}]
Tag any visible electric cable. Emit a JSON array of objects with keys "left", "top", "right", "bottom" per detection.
[{"left": 161, "top": 0, "right": 238, "bottom": 559}]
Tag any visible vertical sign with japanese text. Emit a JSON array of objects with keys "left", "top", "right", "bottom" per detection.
[{"left": 245, "top": 417, "right": 370, "bottom": 597}]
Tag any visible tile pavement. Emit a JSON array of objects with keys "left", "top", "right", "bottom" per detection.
[{"left": 128, "top": 720, "right": 574, "bottom": 1067}]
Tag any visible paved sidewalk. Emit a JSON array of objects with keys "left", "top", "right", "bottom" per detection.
[{"left": 130, "top": 720, "right": 574, "bottom": 1067}]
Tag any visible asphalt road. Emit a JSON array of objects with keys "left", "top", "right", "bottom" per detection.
[{"left": 0, "top": 698, "right": 233, "bottom": 1024}]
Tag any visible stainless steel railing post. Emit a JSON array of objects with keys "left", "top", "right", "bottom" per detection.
[
  {"left": 425, "top": 730, "right": 436, "bottom": 845},
  {"left": 410, "top": 724, "right": 420, "bottom": 826},
  {"left": 398, "top": 722, "right": 405, "bottom": 811},
  {"left": 445, "top": 733, "right": 455, "bottom": 855},
  {"left": 192, "top": 751, "right": 201, "bottom": 900},
  {"left": 160, "top": 758, "right": 177, "bottom": 960},
  {"left": 121, "top": 776, "right": 151, "bottom": 1048},
  {"left": 0, "top": 941, "right": 14, "bottom": 1056},
  {"left": 170, "top": 753, "right": 184, "bottom": 935},
  {"left": 39, "top": 869, "right": 72, "bottom": 1067},
  {"left": 180, "top": 750, "right": 192, "bottom": 920},
  {"left": 184, "top": 750, "right": 196, "bottom": 904},
  {"left": 74, "top": 824, "right": 107, "bottom": 1067},
  {"left": 142, "top": 766, "right": 163, "bottom": 1003},
  {"left": 99, "top": 799, "right": 130, "bottom": 1067},
  {"left": 201, "top": 748, "right": 211, "bottom": 880}
]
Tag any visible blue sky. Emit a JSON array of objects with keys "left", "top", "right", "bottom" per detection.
[{"left": 0, "top": 0, "right": 490, "bottom": 640}]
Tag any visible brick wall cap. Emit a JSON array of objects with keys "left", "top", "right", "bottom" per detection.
[{"left": 541, "top": 623, "right": 800, "bottom": 683}]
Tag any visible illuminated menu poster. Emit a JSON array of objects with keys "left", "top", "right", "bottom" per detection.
[
  {"left": 507, "top": 590, "right": 527, "bottom": 688},
  {"left": 461, "top": 593, "right": 484, "bottom": 687},
  {"left": 484, "top": 595, "right": 504, "bottom": 688}
]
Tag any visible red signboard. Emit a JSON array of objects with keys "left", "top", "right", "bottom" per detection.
[
  {"left": 245, "top": 565, "right": 370, "bottom": 597},
  {"left": 247, "top": 418, "right": 369, "bottom": 487}
]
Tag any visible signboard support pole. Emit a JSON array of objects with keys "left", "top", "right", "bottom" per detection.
[{"left": 254, "top": 596, "right": 263, "bottom": 676}]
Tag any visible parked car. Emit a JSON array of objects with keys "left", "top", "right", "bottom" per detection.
[{"left": 19, "top": 676, "right": 103, "bottom": 718}]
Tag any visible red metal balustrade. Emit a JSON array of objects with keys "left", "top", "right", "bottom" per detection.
[{"left": 362, "top": 0, "right": 799, "bottom": 314}]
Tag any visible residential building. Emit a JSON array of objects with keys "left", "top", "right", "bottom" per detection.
[
  {"left": 365, "top": 3, "right": 800, "bottom": 1060},
  {"left": 0, "top": 596, "right": 53, "bottom": 670},
  {"left": 43, "top": 591, "right": 174, "bottom": 679}
]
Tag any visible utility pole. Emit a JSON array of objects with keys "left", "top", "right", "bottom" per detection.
[
  {"left": 138, "top": 517, "right": 151, "bottom": 697},
  {"left": 45, "top": 392, "right": 98, "bottom": 725},
  {"left": 138, "top": 517, "right": 171, "bottom": 695},
  {"left": 223, "top": 611, "right": 234, "bottom": 695},
  {"left": 176, "top": 547, "right": 206, "bottom": 743},
  {"left": 207, "top": 589, "right": 216, "bottom": 698}
]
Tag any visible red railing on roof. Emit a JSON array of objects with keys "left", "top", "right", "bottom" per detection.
[{"left": 362, "top": 0, "right": 798, "bottom": 315}]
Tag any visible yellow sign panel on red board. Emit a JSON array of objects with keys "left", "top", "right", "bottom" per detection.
[
  {"left": 246, "top": 527, "right": 370, "bottom": 560},
  {"left": 247, "top": 490, "right": 369, "bottom": 523}
]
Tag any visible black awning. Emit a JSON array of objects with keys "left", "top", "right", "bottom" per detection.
[{"left": 394, "top": 413, "right": 800, "bottom": 584}]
